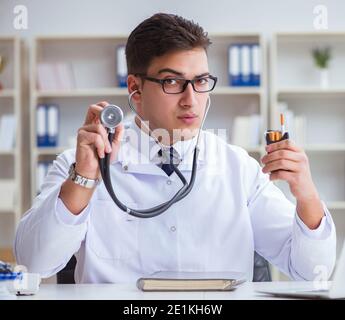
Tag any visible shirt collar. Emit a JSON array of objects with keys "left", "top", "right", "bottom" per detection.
[{"left": 115, "top": 118, "right": 205, "bottom": 172}]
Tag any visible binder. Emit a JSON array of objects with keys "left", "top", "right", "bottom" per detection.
[
  {"left": 240, "top": 44, "right": 251, "bottom": 86},
  {"left": 137, "top": 271, "right": 246, "bottom": 292},
  {"left": 228, "top": 44, "right": 241, "bottom": 86},
  {"left": 116, "top": 45, "right": 127, "bottom": 87},
  {"left": 0, "top": 114, "right": 16, "bottom": 151},
  {"left": 47, "top": 104, "right": 59, "bottom": 147},
  {"left": 36, "top": 104, "right": 47, "bottom": 147},
  {"left": 251, "top": 44, "right": 261, "bottom": 86}
]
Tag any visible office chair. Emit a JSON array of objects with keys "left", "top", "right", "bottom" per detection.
[
  {"left": 57, "top": 252, "right": 272, "bottom": 284},
  {"left": 253, "top": 251, "right": 272, "bottom": 282},
  {"left": 57, "top": 255, "right": 76, "bottom": 284}
]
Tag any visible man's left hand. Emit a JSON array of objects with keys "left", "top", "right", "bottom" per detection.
[{"left": 261, "top": 139, "right": 325, "bottom": 229}]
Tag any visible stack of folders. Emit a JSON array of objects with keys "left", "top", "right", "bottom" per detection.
[
  {"left": 136, "top": 271, "right": 246, "bottom": 292},
  {"left": 36, "top": 104, "right": 59, "bottom": 147},
  {"left": 116, "top": 45, "right": 127, "bottom": 87},
  {"left": 37, "top": 63, "right": 75, "bottom": 91},
  {"left": 228, "top": 43, "right": 261, "bottom": 86},
  {"left": 231, "top": 114, "right": 262, "bottom": 148}
]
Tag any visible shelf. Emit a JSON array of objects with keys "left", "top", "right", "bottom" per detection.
[
  {"left": 36, "top": 147, "right": 69, "bottom": 156},
  {"left": 245, "top": 145, "right": 264, "bottom": 153},
  {"left": 35, "top": 87, "right": 128, "bottom": 98},
  {"left": 212, "top": 86, "right": 262, "bottom": 95},
  {"left": 277, "top": 88, "right": 345, "bottom": 97},
  {"left": 0, "top": 207, "right": 15, "bottom": 213},
  {"left": 0, "top": 89, "right": 16, "bottom": 98},
  {"left": 34, "top": 87, "right": 264, "bottom": 98},
  {"left": 0, "top": 150, "right": 15, "bottom": 155},
  {"left": 304, "top": 144, "right": 345, "bottom": 152},
  {"left": 326, "top": 202, "right": 345, "bottom": 210}
]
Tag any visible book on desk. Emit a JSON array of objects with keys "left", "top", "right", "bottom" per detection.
[{"left": 136, "top": 271, "right": 246, "bottom": 292}]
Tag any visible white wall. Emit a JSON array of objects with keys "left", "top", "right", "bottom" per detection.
[
  {"left": 0, "top": 0, "right": 344, "bottom": 268},
  {"left": 1, "top": 0, "right": 345, "bottom": 37}
]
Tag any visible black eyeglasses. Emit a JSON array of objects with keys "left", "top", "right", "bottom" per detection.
[{"left": 136, "top": 74, "right": 218, "bottom": 94}]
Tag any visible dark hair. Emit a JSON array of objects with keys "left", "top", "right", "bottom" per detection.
[{"left": 125, "top": 13, "right": 211, "bottom": 75}]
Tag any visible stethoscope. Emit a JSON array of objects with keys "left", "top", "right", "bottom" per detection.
[{"left": 98, "top": 90, "right": 211, "bottom": 218}]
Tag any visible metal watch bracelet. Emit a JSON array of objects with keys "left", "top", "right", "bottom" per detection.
[{"left": 68, "top": 163, "right": 100, "bottom": 189}]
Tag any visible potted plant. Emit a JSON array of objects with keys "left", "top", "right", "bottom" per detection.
[{"left": 311, "top": 47, "right": 331, "bottom": 89}]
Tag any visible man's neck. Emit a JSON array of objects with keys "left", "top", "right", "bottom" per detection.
[{"left": 134, "top": 116, "right": 196, "bottom": 146}]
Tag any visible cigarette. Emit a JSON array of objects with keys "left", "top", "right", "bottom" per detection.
[{"left": 280, "top": 113, "right": 285, "bottom": 134}]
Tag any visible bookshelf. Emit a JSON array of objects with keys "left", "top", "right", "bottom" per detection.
[
  {"left": 207, "top": 33, "right": 267, "bottom": 166},
  {"left": 0, "top": 36, "right": 22, "bottom": 263},
  {"left": 270, "top": 32, "right": 345, "bottom": 280},
  {"left": 30, "top": 33, "right": 267, "bottom": 199},
  {"left": 30, "top": 35, "right": 129, "bottom": 200}
]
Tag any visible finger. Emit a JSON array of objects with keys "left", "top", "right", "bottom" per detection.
[
  {"left": 261, "top": 149, "right": 305, "bottom": 165},
  {"left": 80, "top": 123, "right": 112, "bottom": 153},
  {"left": 78, "top": 130, "right": 106, "bottom": 158},
  {"left": 269, "top": 170, "right": 294, "bottom": 182},
  {"left": 262, "top": 159, "right": 300, "bottom": 174},
  {"left": 83, "top": 104, "right": 104, "bottom": 126},
  {"left": 96, "top": 101, "right": 110, "bottom": 107},
  {"left": 265, "top": 139, "right": 302, "bottom": 153}
]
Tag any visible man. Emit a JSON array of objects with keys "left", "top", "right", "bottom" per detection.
[{"left": 15, "top": 13, "right": 336, "bottom": 283}]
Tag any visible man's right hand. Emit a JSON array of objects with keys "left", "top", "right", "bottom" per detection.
[
  {"left": 75, "top": 101, "right": 124, "bottom": 179},
  {"left": 58, "top": 101, "right": 124, "bottom": 215}
]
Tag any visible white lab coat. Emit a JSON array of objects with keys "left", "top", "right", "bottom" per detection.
[{"left": 15, "top": 121, "right": 336, "bottom": 283}]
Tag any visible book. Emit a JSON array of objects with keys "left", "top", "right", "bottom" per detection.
[
  {"left": 0, "top": 114, "right": 16, "bottom": 151},
  {"left": 231, "top": 115, "right": 261, "bottom": 147},
  {"left": 136, "top": 271, "right": 246, "bottom": 292}
]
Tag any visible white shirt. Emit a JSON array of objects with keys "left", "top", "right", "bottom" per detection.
[{"left": 15, "top": 121, "right": 336, "bottom": 283}]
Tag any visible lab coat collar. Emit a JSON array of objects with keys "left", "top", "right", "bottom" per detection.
[{"left": 114, "top": 119, "right": 206, "bottom": 175}]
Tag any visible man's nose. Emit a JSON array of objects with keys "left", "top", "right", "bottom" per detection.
[{"left": 180, "top": 81, "right": 197, "bottom": 107}]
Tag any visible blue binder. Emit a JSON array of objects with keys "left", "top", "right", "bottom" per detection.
[
  {"left": 116, "top": 45, "right": 127, "bottom": 87},
  {"left": 36, "top": 104, "right": 47, "bottom": 147},
  {"left": 46, "top": 104, "right": 59, "bottom": 147},
  {"left": 250, "top": 44, "right": 261, "bottom": 86},
  {"left": 228, "top": 44, "right": 241, "bottom": 86}
]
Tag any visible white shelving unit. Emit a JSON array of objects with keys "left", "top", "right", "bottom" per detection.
[
  {"left": 207, "top": 33, "right": 267, "bottom": 165},
  {"left": 270, "top": 32, "right": 345, "bottom": 280},
  {"left": 0, "top": 36, "right": 22, "bottom": 263},
  {"left": 30, "top": 35, "right": 129, "bottom": 200},
  {"left": 30, "top": 33, "right": 267, "bottom": 200}
]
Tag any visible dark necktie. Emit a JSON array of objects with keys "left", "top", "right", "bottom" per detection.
[{"left": 158, "top": 147, "right": 176, "bottom": 176}]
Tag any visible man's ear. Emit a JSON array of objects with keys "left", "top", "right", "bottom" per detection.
[
  {"left": 127, "top": 74, "right": 143, "bottom": 114},
  {"left": 127, "top": 74, "right": 141, "bottom": 95}
]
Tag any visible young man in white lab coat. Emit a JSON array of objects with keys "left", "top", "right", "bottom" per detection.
[{"left": 16, "top": 13, "right": 336, "bottom": 283}]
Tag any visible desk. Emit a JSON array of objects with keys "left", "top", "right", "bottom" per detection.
[{"left": 16, "top": 281, "right": 328, "bottom": 300}]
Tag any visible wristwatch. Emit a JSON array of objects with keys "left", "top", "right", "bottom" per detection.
[{"left": 68, "top": 163, "right": 100, "bottom": 189}]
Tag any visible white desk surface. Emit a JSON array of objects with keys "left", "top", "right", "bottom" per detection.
[{"left": 15, "top": 281, "right": 329, "bottom": 300}]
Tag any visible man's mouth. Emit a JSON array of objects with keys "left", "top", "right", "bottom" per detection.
[{"left": 177, "top": 114, "right": 198, "bottom": 124}]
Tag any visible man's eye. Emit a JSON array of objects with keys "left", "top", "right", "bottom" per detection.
[
  {"left": 196, "top": 78, "right": 209, "bottom": 85},
  {"left": 164, "top": 79, "right": 178, "bottom": 85}
]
